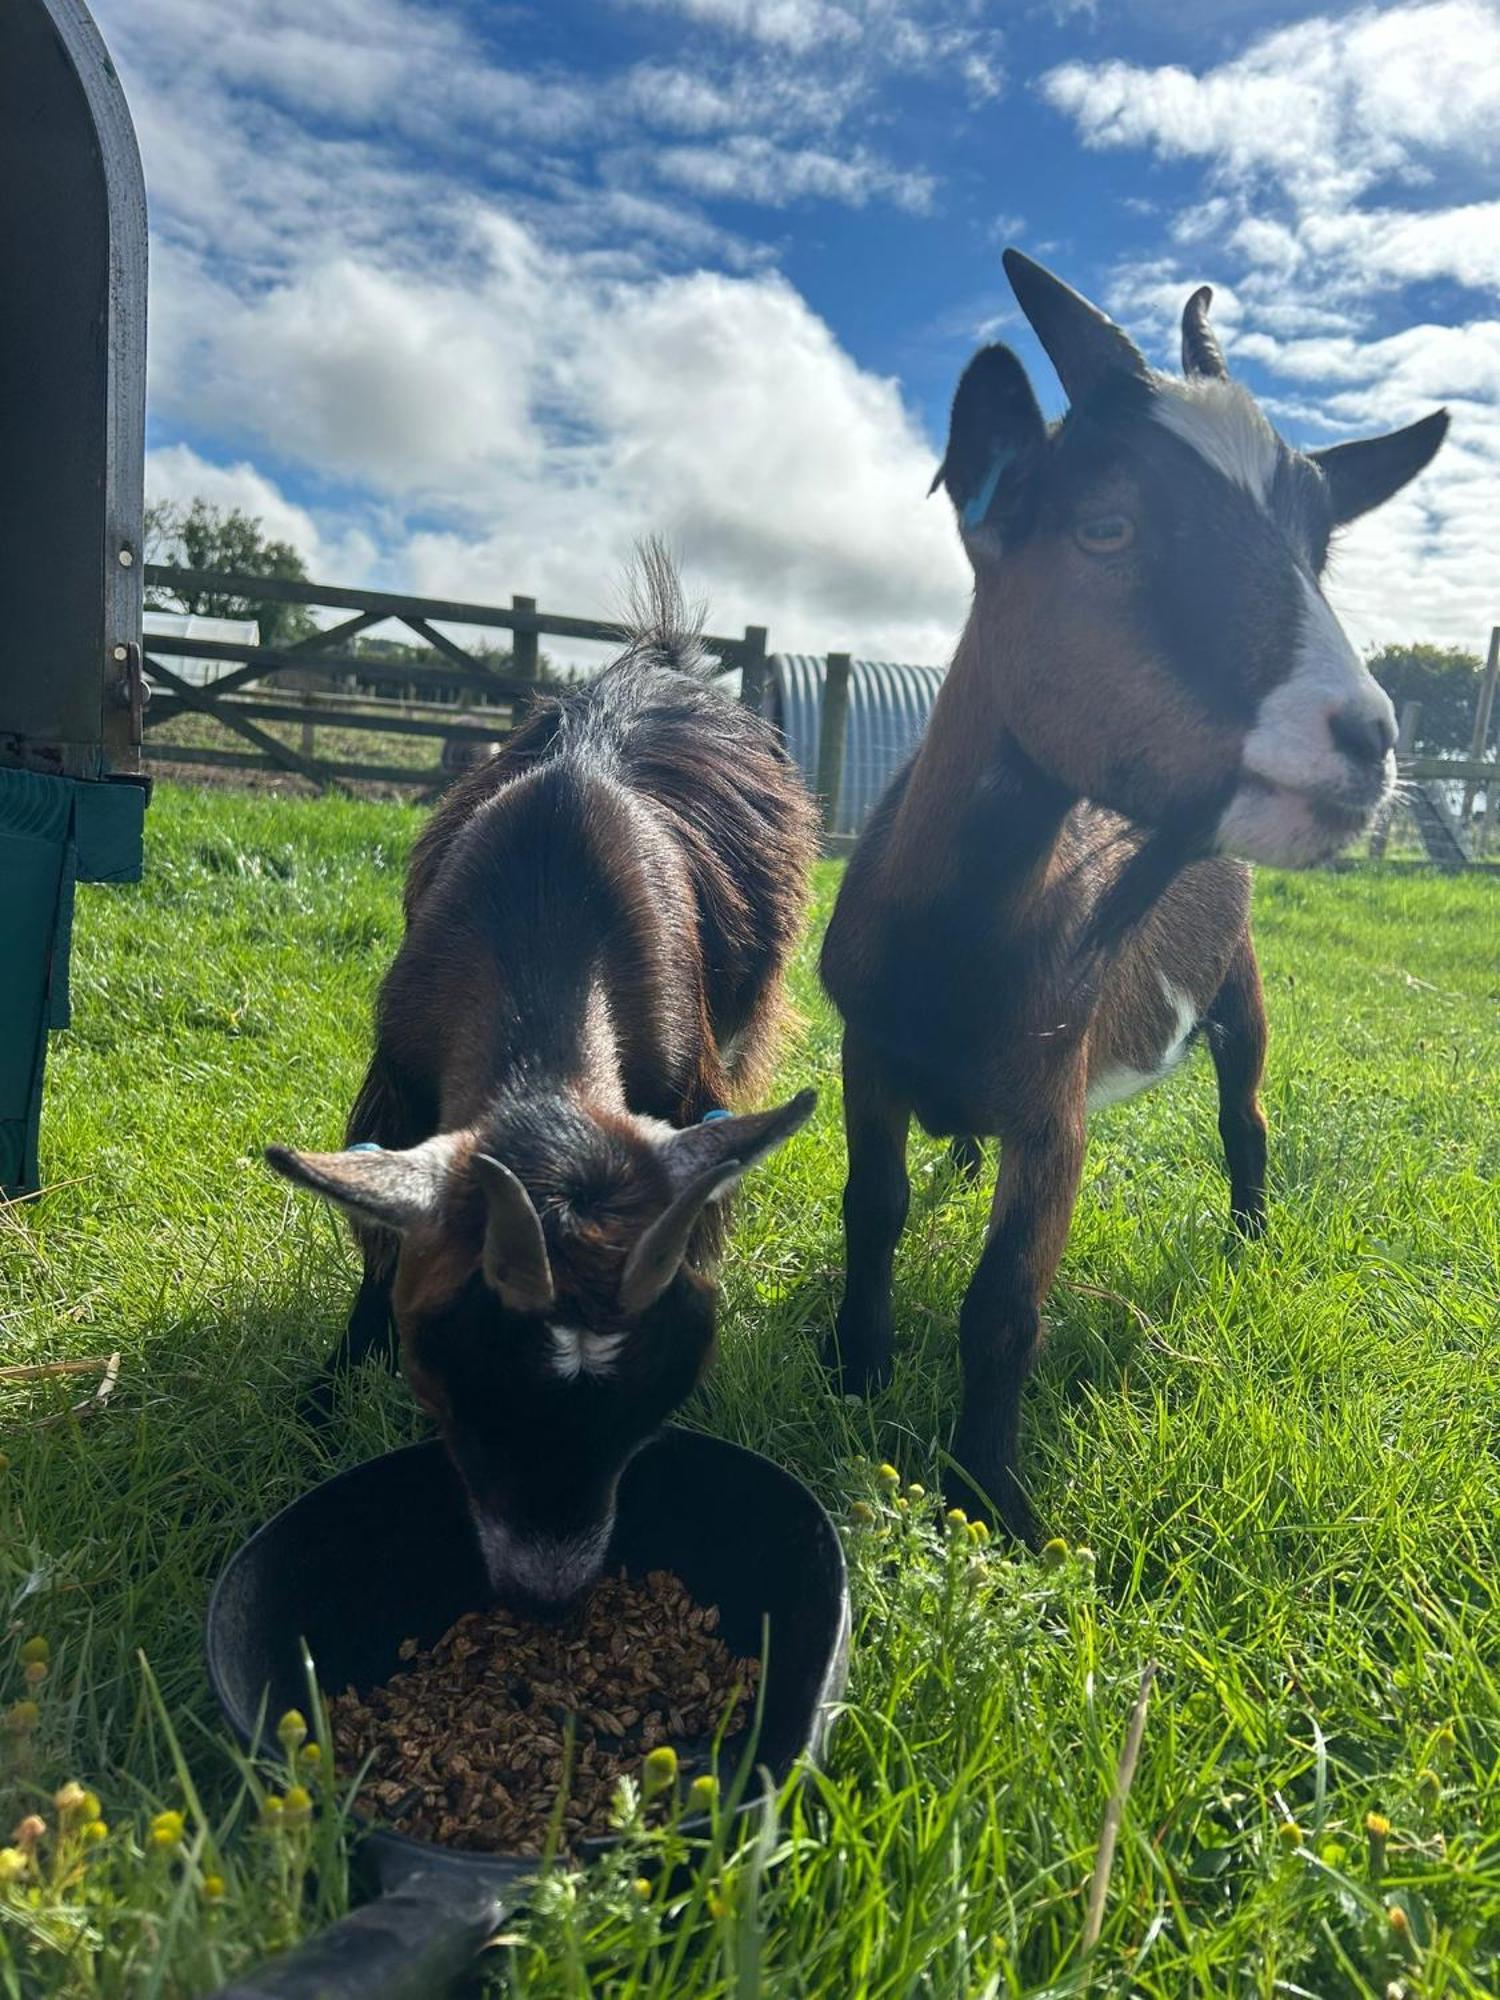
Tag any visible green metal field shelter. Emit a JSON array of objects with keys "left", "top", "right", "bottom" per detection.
[{"left": 0, "top": 0, "right": 148, "bottom": 1195}]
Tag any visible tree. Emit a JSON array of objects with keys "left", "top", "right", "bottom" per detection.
[
  {"left": 145, "top": 500, "right": 317, "bottom": 649},
  {"left": 1366, "top": 641, "right": 1488, "bottom": 756}
]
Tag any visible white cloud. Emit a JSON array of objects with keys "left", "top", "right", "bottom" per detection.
[
  {"left": 653, "top": 135, "right": 935, "bottom": 210},
  {"left": 93, "top": 0, "right": 984, "bottom": 661},
  {"left": 145, "top": 445, "right": 378, "bottom": 583},
  {"left": 620, "top": 0, "right": 1003, "bottom": 78},
  {"left": 624, "top": 0, "right": 860, "bottom": 51},
  {"left": 151, "top": 217, "right": 968, "bottom": 659},
  {"left": 1043, "top": 2, "right": 1500, "bottom": 208},
  {"left": 1040, "top": 1, "right": 1500, "bottom": 651}
]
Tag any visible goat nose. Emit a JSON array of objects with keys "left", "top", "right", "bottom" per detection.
[{"left": 1328, "top": 703, "right": 1396, "bottom": 767}]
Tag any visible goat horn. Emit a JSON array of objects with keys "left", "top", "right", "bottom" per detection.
[
  {"left": 474, "top": 1154, "right": 555, "bottom": 1315},
  {"left": 618, "top": 1159, "right": 742, "bottom": 1318},
  {"left": 1181, "top": 285, "right": 1229, "bottom": 381},
  {"left": 1002, "top": 248, "right": 1148, "bottom": 407}
]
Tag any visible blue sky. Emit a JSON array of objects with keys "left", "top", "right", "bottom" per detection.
[{"left": 103, "top": 0, "right": 1500, "bottom": 661}]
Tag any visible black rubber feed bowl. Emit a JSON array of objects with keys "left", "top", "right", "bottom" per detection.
[{"left": 206, "top": 1428, "right": 850, "bottom": 2000}]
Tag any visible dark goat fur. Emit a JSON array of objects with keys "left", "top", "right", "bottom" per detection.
[
  {"left": 269, "top": 555, "right": 818, "bottom": 1605},
  {"left": 821, "top": 254, "right": 1446, "bottom": 1544}
]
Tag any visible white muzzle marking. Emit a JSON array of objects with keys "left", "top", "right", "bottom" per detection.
[
  {"left": 548, "top": 1324, "right": 628, "bottom": 1381},
  {"left": 1239, "top": 575, "right": 1395, "bottom": 800},
  {"left": 1216, "top": 574, "right": 1396, "bottom": 867}
]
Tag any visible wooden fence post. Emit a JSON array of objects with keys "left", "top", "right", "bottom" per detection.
[
  {"left": 1370, "top": 700, "right": 1420, "bottom": 858},
  {"left": 512, "top": 596, "right": 538, "bottom": 682},
  {"left": 817, "top": 652, "right": 853, "bottom": 836},
  {"left": 1460, "top": 624, "right": 1498, "bottom": 827},
  {"left": 739, "top": 626, "right": 769, "bottom": 714}
]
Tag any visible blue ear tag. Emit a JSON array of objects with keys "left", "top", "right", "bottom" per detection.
[
  {"left": 961, "top": 446, "right": 1014, "bottom": 529},
  {"left": 700, "top": 1108, "right": 733, "bottom": 1124},
  {"left": 346, "top": 1141, "right": 384, "bottom": 1152}
]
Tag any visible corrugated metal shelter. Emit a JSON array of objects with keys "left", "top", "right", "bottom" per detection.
[{"left": 767, "top": 654, "right": 946, "bottom": 836}]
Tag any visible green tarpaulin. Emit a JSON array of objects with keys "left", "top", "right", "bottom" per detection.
[{"left": 1, "top": 766, "right": 144, "bottom": 1195}]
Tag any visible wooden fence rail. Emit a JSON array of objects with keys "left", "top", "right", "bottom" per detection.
[
  {"left": 141, "top": 566, "right": 768, "bottom": 791},
  {"left": 140, "top": 569, "right": 1497, "bottom": 860}
]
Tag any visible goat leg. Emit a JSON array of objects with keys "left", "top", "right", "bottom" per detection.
[
  {"left": 297, "top": 1055, "right": 418, "bottom": 1426},
  {"left": 825, "top": 1036, "right": 910, "bottom": 1396},
  {"left": 297, "top": 1249, "right": 397, "bottom": 1428},
  {"left": 1205, "top": 936, "right": 1269, "bottom": 1238},
  {"left": 949, "top": 1102, "right": 1085, "bottom": 1545}
]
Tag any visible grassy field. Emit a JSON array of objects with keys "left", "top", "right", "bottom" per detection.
[{"left": 2, "top": 782, "right": 1497, "bottom": 1997}]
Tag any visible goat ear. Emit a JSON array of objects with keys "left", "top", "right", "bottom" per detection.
[
  {"left": 932, "top": 345, "right": 1046, "bottom": 543},
  {"left": 473, "top": 1155, "right": 555, "bottom": 1315},
  {"left": 264, "top": 1134, "right": 459, "bottom": 1231},
  {"left": 619, "top": 1090, "right": 817, "bottom": 1317},
  {"left": 653, "top": 1089, "right": 817, "bottom": 1196},
  {"left": 1309, "top": 410, "right": 1449, "bottom": 525}
]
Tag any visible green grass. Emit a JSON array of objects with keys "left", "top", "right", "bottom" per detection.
[{"left": 3, "top": 782, "right": 1498, "bottom": 1997}]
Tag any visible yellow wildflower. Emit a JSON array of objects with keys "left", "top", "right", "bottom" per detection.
[{"left": 642, "top": 1746, "right": 678, "bottom": 1799}]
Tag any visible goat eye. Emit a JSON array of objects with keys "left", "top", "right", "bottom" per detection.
[{"left": 1075, "top": 513, "right": 1135, "bottom": 554}]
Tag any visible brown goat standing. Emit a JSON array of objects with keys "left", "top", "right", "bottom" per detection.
[
  {"left": 268, "top": 552, "right": 818, "bottom": 1607},
  {"left": 820, "top": 254, "right": 1448, "bottom": 1543}
]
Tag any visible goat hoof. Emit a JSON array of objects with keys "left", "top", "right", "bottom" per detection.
[
  {"left": 821, "top": 1331, "right": 892, "bottom": 1399},
  {"left": 945, "top": 1461, "right": 1041, "bottom": 1550},
  {"left": 296, "top": 1371, "right": 338, "bottom": 1432}
]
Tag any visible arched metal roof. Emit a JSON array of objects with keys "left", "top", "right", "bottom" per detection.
[{"left": 768, "top": 654, "right": 946, "bottom": 837}]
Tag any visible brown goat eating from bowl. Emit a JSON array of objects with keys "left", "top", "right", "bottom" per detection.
[
  {"left": 820, "top": 251, "right": 1448, "bottom": 1544},
  {"left": 268, "top": 553, "right": 818, "bottom": 1610}
]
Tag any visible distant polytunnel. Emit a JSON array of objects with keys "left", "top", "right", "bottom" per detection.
[{"left": 765, "top": 654, "right": 947, "bottom": 837}]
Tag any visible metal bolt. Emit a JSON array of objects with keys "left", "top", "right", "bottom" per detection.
[
  {"left": 118, "top": 547, "right": 134, "bottom": 567},
  {"left": 112, "top": 643, "right": 128, "bottom": 662}
]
